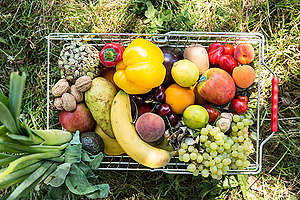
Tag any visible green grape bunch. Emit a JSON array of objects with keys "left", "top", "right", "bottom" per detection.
[{"left": 177, "top": 113, "right": 255, "bottom": 180}]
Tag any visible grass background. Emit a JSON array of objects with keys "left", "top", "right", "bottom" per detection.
[{"left": 0, "top": 0, "right": 299, "bottom": 199}]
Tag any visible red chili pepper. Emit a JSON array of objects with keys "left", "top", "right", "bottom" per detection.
[
  {"left": 271, "top": 77, "right": 279, "bottom": 132},
  {"left": 99, "top": 43, "right": 124, "bottom": 67}
]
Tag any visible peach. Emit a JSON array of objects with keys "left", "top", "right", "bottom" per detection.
[
  {"left": 232, "top": 65, "right": 256, "bottom": 88},
  {"left": 135, "top": 113, "right": 165, "bottom": 142},
  {"left": 234, "top": 43, "right": 255, "bottom": 64}
]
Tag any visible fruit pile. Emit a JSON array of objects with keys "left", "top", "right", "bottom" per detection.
[{"left": 51, "top": 38, "right": 257, "bottom": 180}]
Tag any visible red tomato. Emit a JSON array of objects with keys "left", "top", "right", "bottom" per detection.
[
  {"left": 207, "top": 43, "right": 225, "bottom": 66},
  {"left": 204, "top": 105, "right": 220, "bottom": 123},
  {"left": 223, "top": 44, "right": 235, "bottom": 56},
  {"left": 236, "top": 96, "right": 248, "bottom": 103},
  {"left": 208, "top": 43, "right": 224, "bottom": 54},
  {"left": 218, "top": 55, "right": 238, "bottom": 74},
  {"left": 232, "top": 99, "right": 248, "bottom": 114}
]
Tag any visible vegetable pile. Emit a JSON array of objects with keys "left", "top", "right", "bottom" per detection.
[{"left": 0, "top": 73, "right": 109, "bottom": 199}]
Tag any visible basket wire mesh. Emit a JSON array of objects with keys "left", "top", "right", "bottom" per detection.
[{"left": 46, "top": 32, "right": 276, "bottom": 175}]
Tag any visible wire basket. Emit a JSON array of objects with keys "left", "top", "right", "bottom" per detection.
[{"left": 46, "top": 32, "right": 278, "bottom": 175}]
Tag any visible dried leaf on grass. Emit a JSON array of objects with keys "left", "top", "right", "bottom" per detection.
[{"left": 237, "top": 175, "right": 260, "bottom": 200}]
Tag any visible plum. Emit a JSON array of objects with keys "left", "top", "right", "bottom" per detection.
[
  {"left": 135, "top": 113, "right": 165, "bottom": 142},
  {"left": 161, "top": 47, "right": 183, "bottom": 86}
]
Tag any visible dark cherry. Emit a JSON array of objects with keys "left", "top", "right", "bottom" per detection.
[
  {"left": 157, "top": 85, "right": 165, "bottom": 92},
  {"left": 158, "top": 104, "right": 172, "bottom": 116},
  {"left": 143, "top": 94, "right": 154, "bottom": 102},
  {"left": 154, "top": 86, "right": 166, "bottom": 103},
  {"left": 154, "top": 103, "right": 161, "bottom": 113},
  {"left": 130, "top": 95, "right": 143, "bottom": 106},
  {"left": 138, "top": 104, "right": 153, "bottom": 117},
  {"left": 167, "top": 113, "right": 179, "bottom": 126},
  {"left": 130, "top": 100, "right": 137, "bottom": 118}
]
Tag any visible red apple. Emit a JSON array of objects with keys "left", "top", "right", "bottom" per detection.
[
  {"left": 197, "top": 68, "right": 236, "bottom": 105},
  {"left": 223, "top": 44, "right": 235, "bottom": 56},
  {"left": 218, "top": 55, "right": 238, "bottom": 74},
  {"left": 59, "top": 103, "right": 95, "bottom": 133}
]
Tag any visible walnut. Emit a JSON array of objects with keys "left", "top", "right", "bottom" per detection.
[
  {"left": 75, "top": 76, "right": 92, "bottom": 92},
  {"left": 216, "top": 118, "right": 231, "bottom": 132},
  {"left": 61, "top": 93, "right": 76, "bottom": 111},
  {"left": 70, "top": 85, "right": 83, "bottom": 103},
  {"left": 54, "top": 98, "right": 63, "bottom": 110},
  {"left": 52, "top": 79, "right": 70, "bottom": 97},
  {"left": 220, "top": 112, "right": 233, "bottom": 123}
]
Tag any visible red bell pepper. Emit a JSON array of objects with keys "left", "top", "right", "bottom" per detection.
[{"left": 99, "top": 43, "right": 124, "bottom": 67}]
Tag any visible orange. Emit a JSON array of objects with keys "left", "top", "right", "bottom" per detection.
[{"left": 165, "top": 83, "right": 195, "bottom": 114}]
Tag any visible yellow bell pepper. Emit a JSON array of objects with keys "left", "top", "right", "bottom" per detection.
[{"left": 113, "top": 38, "right": 166, "bottom": 94}]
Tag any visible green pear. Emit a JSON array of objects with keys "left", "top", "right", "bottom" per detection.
[{"left": 85, "top": 77, "right": 117, "bottom": 138}]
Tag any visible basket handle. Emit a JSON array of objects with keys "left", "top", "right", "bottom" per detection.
[
  {"left": 271, "top": 77, "right": 279, "bottom": 132},
  {"left": 255, "top": 61, "right": 279, "bottom": 174},
  {"left": 261, "top": 59, "right": 279, "bottom": 133}
]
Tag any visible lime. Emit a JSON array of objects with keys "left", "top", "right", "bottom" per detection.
[{"left": 183, "top": 105, "right": 209, "bottom": 129}]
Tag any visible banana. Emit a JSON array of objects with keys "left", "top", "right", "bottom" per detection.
[
  {"left": 95, "top": 125, "right": 124, "bottom": 156},
  {"left": 111, "top": 90, "right": 175, "bottom": 168}
]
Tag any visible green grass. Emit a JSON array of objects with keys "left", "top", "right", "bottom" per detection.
[{"left": 0, "top": 0, "right": 299, "bottom": 199}]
